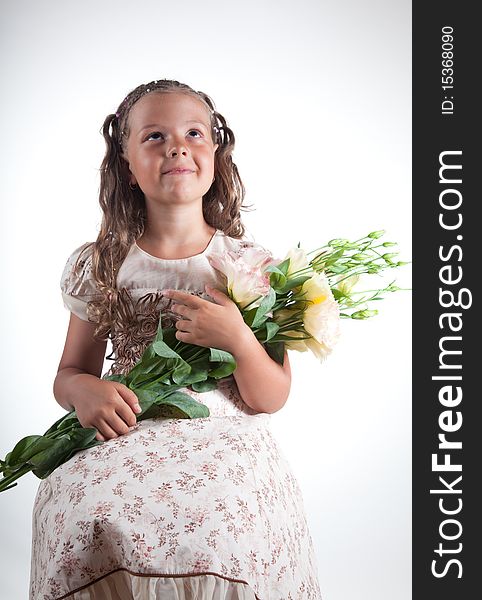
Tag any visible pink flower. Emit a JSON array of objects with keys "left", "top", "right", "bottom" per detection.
[{"left": 208, "top": 246, "right": 274, "bottom": 310}]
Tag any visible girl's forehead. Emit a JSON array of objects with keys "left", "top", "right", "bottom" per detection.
[{"left": 128, "top": 92, "right": 212, "bottom": 127}]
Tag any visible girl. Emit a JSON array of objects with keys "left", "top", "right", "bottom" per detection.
[{"left": 30, "top": 79, "right": 322, "bottom": 599}]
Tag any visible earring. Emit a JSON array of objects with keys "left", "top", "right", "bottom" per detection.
[{"left": 129, "top": 182, "right": 138, "bottom": 190}]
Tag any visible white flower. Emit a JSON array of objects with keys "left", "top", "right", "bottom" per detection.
[
  {"left": 300, "top": 273, "right": 341, "bottom": 360},
  {"left": 283, "top": 246, "right": 310, "bottom": 276},
  {"left": 273, "top": 274, "right": 341, "bottom": 363}
]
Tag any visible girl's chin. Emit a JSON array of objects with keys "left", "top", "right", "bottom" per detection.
[{"left": 145, "top": 192, "right": 210, "bottom": 204}]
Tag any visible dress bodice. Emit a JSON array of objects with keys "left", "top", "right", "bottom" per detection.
[{"left": 60, "top": 229, "right": 273, "bottom": 417}]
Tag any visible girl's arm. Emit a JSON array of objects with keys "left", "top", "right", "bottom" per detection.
[
  {"left": 54, "top": 314, "right": 141, "bottom": 441},
  {"left": 54, "top": 315, "right": 108, "bottom": 411},
  {"left": 231, "top": 327, "right": 291, "bottom": 414}
]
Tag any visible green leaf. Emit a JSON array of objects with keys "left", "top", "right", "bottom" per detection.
[
  {"left": 156, "top": 391, "right": 210, "bottom": 419},
  {"left": 172, "top": 361, "right": 193, "bottom": 385},
  {"left": 331, "top": 288, "right": 345, "bottom": 301},
  {"left": 266, "top": 260, "right": 291, "bottom": 290},
  {"left": 209, "top": 362, "right": 237, "bottom": 379},
  {"left": 135, "top": 380, "right": 172, "bottom": 395},
  {"left": 124, "top": 344, "right": 159, "bottom": 384},
  {"left": 132, "top": 388, "right": 162, "bottom": 414},
  {"left": 264, "top": 341, "right": 285, "bottom": 365},
  {"left": 28, "top": 436, "right": 79, "bottom": 477},
  {"left": 103, "top": 373, "right": 127, "bottom": 384},
  {"left": 152, "top": 340, "right": 183, "bottom": 359},
  {"left": 251, "top": 287, "right": 276, "bottom": 328},
  {"left": 180, "top": 366, "right": 211, "bottom": 385},
  {"left": 134, "top": 353, "right": 162, "bottom": 376},
  {"left": 209, "top": 347, "right": 237, "bottom": 379},
  {"left": 3, "top": 435, "right": 53, "bottom": 471},
  {"left": 264, "top": 321, "right": 280, "bottom": 342},
  {"left": 266, "top": 258, "right": 291, "bottom": 276},
  {"left": 154, "top": 312, "right": 164, "bottom": 342},
  {"left": 326, "top": 264, "right": 347, "bottom": 274},
  {"left": 137, "top": 403, "right": 180, "bottom": 420},
  {"left": 42, "top": 410, "right": 79, "bottom": 436},
  {"left": 209, "top": 347, "right": 234, "bottom": 364},
  {"left": 242, "top": 307, "right": 259, "bottom": 327},
  {"left": 191, "top": 379, "right": 218, "bottom": 393},
  {"left": 129, "top": 368, "right": 166, "bottom": 388},
  {"left": 278, "top": 274, "right": 311, "bottom": 293},
  {"left": 60, "top": 428, "right": 102, "bottom": 464},
  {"left": 269, "top": 271, "right": 287, "bottom": 290},
  {"left": 161, "top": 327, "right": 179, "bottom": 346},
  {"left": 32, "top": 429, "right": 102, "bottom": 479}
]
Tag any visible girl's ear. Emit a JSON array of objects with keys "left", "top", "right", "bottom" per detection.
[
  {"left": 120, "top": 153, "right": 136, "bottom": 185},
  {"left": 213, "top": 143, "right": 219, "bottom": 153}
]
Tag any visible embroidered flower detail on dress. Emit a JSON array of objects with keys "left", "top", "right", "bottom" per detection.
[{"left": 104, "top": 287, "right": 207, "bottom": 377}]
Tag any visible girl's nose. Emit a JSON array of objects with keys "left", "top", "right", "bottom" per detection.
[
  {"left": 168, "top": 136, "right": 188, "bottom": 157},
  {"left": 169, "top": 147, "right": 188, "bottom": 157}
]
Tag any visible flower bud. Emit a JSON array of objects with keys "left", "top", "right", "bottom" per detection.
[
  {"left": 351, "top": 253, "right": 369, "bottom": 261},
  {"left": 368, "top": 230, "right": 386, "bottom": 239},
  {"left": 328, "top": 239, "right": 347, "bottom": 247},
  {"left": 382, "top": 241, "right": 397, "bottom": 247},
  {"left": 382, "top": 253, "right": 399, "bottom": 261},
  {"left": 351, "top": 309, "right": 378, "bottom": 319}
]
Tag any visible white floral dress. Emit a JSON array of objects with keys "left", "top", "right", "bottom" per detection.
[{"left": 29, "top": 229, "right": 322, "bottom": 599}]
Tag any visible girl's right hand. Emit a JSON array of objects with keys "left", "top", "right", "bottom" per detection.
[{"left": 72, "top": 378, "right": 142, "bottom": 442}]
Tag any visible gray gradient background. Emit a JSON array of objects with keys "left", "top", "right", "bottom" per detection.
[{"left": 0, "top": 1, "right": 411, "bottom": 598}]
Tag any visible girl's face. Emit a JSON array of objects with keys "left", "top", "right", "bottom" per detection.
[{"left": 123, "top": 91, "right": 218, "bottom": 207}]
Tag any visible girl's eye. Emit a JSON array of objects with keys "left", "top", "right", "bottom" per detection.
[
  {"left": 146, "top": 132, "right": 163, "bottom": 141},
  {"left": 145, "top": 130, "right": 202, "bottom": 141}
]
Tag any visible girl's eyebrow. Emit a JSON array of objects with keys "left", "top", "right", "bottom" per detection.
[{"left": 137, "top": 120, "right": 209, "bottom": 135}]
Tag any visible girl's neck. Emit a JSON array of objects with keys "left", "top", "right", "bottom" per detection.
[{"left": 137, "top": 221, "right": 217, "bottom": 260}]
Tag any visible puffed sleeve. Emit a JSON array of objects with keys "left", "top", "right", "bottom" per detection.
[{"left": 60, "top": 242, "right": 101, "bottom": 321}]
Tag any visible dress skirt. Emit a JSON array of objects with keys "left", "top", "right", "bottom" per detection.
[{"left": 29, "top": 378, "right": 322, "bottom": 599}]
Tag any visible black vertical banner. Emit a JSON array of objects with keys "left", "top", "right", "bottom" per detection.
[{"left": 413, "top": 3, "right": 478, "bottom": 599}]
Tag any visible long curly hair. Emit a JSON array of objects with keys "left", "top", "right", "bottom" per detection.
[{"left": 74, "top": 78, "right": 253, "bottom": 342}]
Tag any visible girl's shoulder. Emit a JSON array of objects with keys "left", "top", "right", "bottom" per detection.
[
  {"left": 61, "top": 242, "right": 95, "bottom": 289},
  {"left": 60, "top": 242, "right": 99, "bottom": 321}
]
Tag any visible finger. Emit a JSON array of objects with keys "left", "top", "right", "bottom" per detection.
[
  {"left": 205, "top": 285, "right": 231, "bottom": 306},
  {"left": 175, "top": 329, "right": 189, "bottom": 342},
  {"left": 96, "top": 432, "right": 105, "bottom": 442},
  {"left": 175, "top": 318, "right": 193, "bottom": 332},
  {"left": 204, "top": 284, "right": 225, "bottom": 298},
  {"left": 108, "top": 413, "right": 131, "bottom": 436},
  {"left": 163, "top": 289, "right": 202, "bottom": 308},
  {"left": 97, "top": 419, "right": 119, "bottom": 440},
  {"left": 116, "top": 403, "right": 138, "bottom": 428},
  {"left": 171, "top": 303, "right": 194, "bottom": 319},
  {"left": 116, "top": 384, "right": 142, "bottom": 415}
]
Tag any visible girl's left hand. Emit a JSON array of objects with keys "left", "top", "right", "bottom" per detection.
[{"left": 163, "top": 285, "right": 250, "bottom": 355}]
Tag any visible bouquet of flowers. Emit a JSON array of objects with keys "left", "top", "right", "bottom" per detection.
[{"left": 0, "top": 230, "right": 408, "bottom": 493}]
